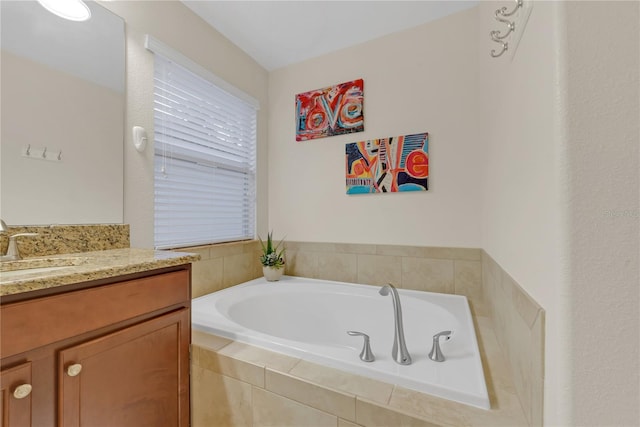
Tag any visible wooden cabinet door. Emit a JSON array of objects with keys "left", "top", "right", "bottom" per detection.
[
  {"left": 1, "top": 362, "right": 32, "bottom": 427},
  {"left": 58, "top": 309, "right": 190, "bottom": 427}
]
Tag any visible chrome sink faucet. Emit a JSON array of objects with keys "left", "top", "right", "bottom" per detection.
[
  {"left": 1, "top": 219, "right": 38, "bottom": 261},
  {"left": 379, "top": 283, "right": 412, "bottom": 365}
]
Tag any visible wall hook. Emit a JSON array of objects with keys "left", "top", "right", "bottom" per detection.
[
  {"left": 490, "top": 32, "right": 508, "bottom": 57},
  {"left": 58, "top": 150, "right": 63, "bottom": 160},
  {"left": 42, "top": 147, "right": 47, "bottom": 159},
  {"left": 26, "top": 144, "right": 31, "bottom": 156},
  {"left": 490, "top": 0, "right": 529, "bottom": 59},
  {"left": 497, "top": 0, "right": 522, "bottom": 17}
]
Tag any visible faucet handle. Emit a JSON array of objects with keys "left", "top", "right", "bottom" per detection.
[
  {"left": 347, "top": 331, "right": 375, "bottom": 362},
  {"left": 428, "top": 330, "right": 452, "bottom": 362},
  {"left": 6, "top": 233, "right": 39, "bottom": 260}
]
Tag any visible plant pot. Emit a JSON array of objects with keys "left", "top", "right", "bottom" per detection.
[{"left": 263, "top": 266, "right": 284, "bottom": 282}]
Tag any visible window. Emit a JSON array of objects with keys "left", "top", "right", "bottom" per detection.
[{"left": 147, "top": 37, "right": 258, "bottom": 249}]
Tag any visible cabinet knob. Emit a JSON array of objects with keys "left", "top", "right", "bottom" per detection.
[
  {"left": 67, "top": 363, "right": 83, "bottom": 377},
  {"left": 13, "top": 384, "right": 32, "bottom": 399}
]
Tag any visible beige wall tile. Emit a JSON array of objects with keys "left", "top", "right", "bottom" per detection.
[
  {"left": 388, "top": 386, "right": 473, "bottom": 426},
  {"left": 286, "top": 250, "right": 318, "bottom": 278},
  {"left": 374, "top": 245, "right": 426, "bottom": 257},
  {"left": 192, "top": 331, "right": 232, "bottom": 352},
  {"left": 191, "top": 257, "right": 224, "bottom": 298},
  {"left": 193, "top": 345, "right": 265, "bottom": 387},
  {"left": 376, "top": 246, "right": 481, "bottom": 261},
  {"left": 455, "top": 260, "right": 485, "bottom": 315},
  {"left": 338, "top": 419, "right": 362, "bottom": 427},
  {"left": 357, "top": 254, "right": 402, "bottom": 286},
  {"left": 334, "top": 243, "right": 377, "bottom": 255},
  {"left": 473, "top": 316, "right": 516, "bottom": 398},
  {"left": 355, "top": 398, "right": 439, "bottom": 427},
  {"left": 223, "top": 252, "right": 261, "bottom": 287},
  {"left": 210, "top": 241, "right": 246, "bottom": 258},
  {"left": 510, "top": 273, "right": 542, "bottom": 328},
  {"left": 286, "top": 241, "right": 336, "bottom": 253},
  {"left": 504, "top": 310, "right": 533, "bottom": 425},
  {"left": 401, "top": 257, "right": 454, "bottom": 293},
  {"left": 290, "top": 360, "right": 393, "bottom": 405},
  {"left": 191, "top": 365, "right": 252, "bottom": 427},
  {"left": 266, "top": 368, "right": 356, "bottom": 421},
  {"left": 253, "top": 387, "right": 338, "bottom": 427},
  {"left": 317, "top": 252, "right": 358, "bottom": 283},
  {"left": 531, "top": 313, "right": 545, "bottom": 427},
  {"left": 481, "top": 250, "right": 502, "bottom": 282},
  {"left": 389, "top": 386, "right": 529, "bottom": 427},
  {"left": 454, "top": 260, "right": 482, "bottom": 296},
  {"left": 219, "top": 341, "right": 300, "bottom": 373}
]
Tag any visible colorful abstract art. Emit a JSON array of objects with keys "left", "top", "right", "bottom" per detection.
[
  {"left": 295, "top": 78, "right": 364, "bottom": 141},
  {"left": 345, "top": 132, "right": 429, "bottom": 194}
]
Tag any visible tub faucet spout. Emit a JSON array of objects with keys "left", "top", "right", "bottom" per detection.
[{"left": 379, "top": 283, "right": 412, "bottom": 365}]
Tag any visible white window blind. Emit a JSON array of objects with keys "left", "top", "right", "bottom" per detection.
[{"left": 151, "top": 49, "right": 257, "bottom": 249}]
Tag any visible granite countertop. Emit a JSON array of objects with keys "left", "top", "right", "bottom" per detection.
[{"left": 0, "top": 248, "right": 200, "bottom": 297}]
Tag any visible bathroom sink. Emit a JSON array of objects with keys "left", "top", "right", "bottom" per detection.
[
  {"left": 0, "top": 265, "right": 75, "bottom": 280},
  {"left": 0, "top": 256, "right": 89, "bottom": 274}
]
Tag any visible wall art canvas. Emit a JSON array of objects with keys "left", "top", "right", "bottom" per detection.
[
  {"left": 345, "top": 132, "right": 429, "bottom": 194},
  {"left": 295, "top": 78, "right": 364, "bottom": 141}
]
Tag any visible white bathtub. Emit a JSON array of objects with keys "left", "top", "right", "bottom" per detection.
[{"left": 191, "top": 276, "right": 490, "bottom": 410}]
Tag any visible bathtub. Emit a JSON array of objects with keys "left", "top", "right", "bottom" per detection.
[{"left": 191, "top": 276, "right": 490, "bottom": 410}]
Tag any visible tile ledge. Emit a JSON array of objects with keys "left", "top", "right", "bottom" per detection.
[{"left": 194, "top": 327, "right": 527, "bottom": 427}]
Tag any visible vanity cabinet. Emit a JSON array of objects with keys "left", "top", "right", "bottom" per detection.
[
  {"left": 1, "top": 362, "right": 33, "bottom": 426},
  {"left": 0, "top": 266, "right": 191, "bottom": 426}
]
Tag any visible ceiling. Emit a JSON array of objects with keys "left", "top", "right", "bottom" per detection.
[{"left": 181, "top": 1, "right": 478, "bottom": 71}]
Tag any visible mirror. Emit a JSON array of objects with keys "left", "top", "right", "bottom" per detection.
[{"left": 1, "top": 0, "right": 125, "bottom": 225}]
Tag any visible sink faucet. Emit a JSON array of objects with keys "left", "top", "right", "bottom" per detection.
[
  {"left": 0, "top": 220, "right": 38, "bottom": 261},
  {"left": 379, "top": 283, "right": 412, "bottom": 365}
]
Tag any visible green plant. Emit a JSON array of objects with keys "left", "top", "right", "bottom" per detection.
[{"left": 259, "top": 231, "right": 285, "bottom": 269}]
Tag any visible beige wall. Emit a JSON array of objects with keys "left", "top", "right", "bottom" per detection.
[
  {"left": 477, "top": 2, "right": 567, "bottom": 425},
  {"left": 561, "top": 2, "right": 639, "bottom": 425},
  {"left": 267, "top": 7, "right": 482, "bottom": 248},
  {"left": 100, "top": 0, "right": 269, "bottom": 248},
  {"left": 479, "top": 1, "right": 639, "bottom": 425}
]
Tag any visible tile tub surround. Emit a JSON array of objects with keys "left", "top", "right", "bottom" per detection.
[
  {"left": 188, "top": 240, "right": 264, "bottom": 298},
  {"left": 481, "top": 251, "right": 545, "bottom": 427},
  {"left": 0, "top": 224, "right": 130, "bottom": 258},
  {"left": 189, "top": 240, "right": 544, "bottom": 425},
  {"left": 191, "top": 312, "right": 529, "bottom": 427},
  {"left": 187, "top": 241, "right": 483, "bottom": 310}
]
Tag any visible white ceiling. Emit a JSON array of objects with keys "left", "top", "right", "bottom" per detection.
[{"left": 181, "top": 1, "right": 478, "bottom": 71}]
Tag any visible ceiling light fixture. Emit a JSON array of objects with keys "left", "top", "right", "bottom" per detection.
[{"left": 37, "top": 0, "right": 91, "bottom": 22}]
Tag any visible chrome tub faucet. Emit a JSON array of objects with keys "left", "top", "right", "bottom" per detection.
[{"left": 379, "top": 283, "right": 412, "bottom": 365}]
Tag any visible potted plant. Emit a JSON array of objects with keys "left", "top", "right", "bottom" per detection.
[{"left": 259, "top": 231, "right": 285, "bottom": 281}]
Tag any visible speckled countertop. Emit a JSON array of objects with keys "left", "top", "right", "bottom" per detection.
[{"left": 0, "top": 248, "right": 200, "bottom": 297}]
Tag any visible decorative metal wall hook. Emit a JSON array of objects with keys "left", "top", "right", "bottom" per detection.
[
  {"left": 489, "top": 0, "right": 524, "bottom": 58},
  {"left": 490, "top": 39, "right": 508, "bottom": 58},
  {"left": 497, "top": 0, "right": 523, "bottom": 17},
  {"left": 42, "top": 147, "right": 47, "bottom": 159},
  {"left": 493, "top": 14, "right": 515, "bottom": 39},
  {"left": 26, "top": 144, "right": 31, "bottom": 155},
  {"left": 58, "top": 150, "right": 63, "bottom": 160}
]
